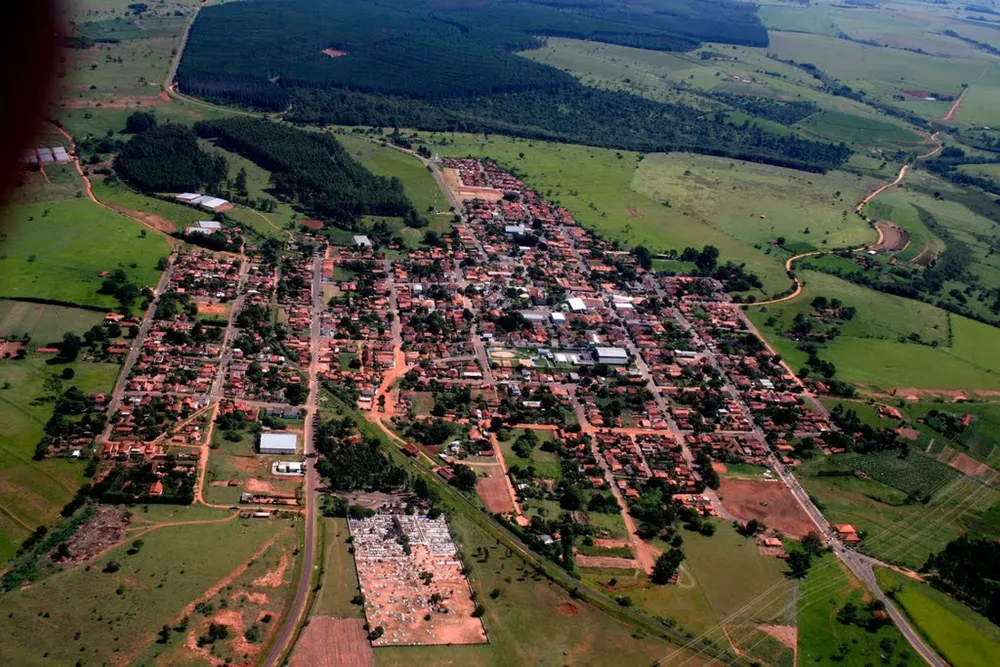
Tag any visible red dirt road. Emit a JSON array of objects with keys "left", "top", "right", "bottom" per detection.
[{"left": 942, "top": 88, "right": 967, "bottom": 121}]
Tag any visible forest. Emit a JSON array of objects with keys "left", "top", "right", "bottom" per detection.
[
  {"left": 194, "top": 118, "right": 415, "bottom": 224},
  {"left": 113, "top": 124, "right": 227, "bottom": 193},
  {"left": 286, "top": 87, "right": 851, "bottom": 173},
  {"left": 180, "top": 0, "right": 767, "bottom": 102},
  {"left": 177, "top": 0, "right": 849, "bottom": 172}
]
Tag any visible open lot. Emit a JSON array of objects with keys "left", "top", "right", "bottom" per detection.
[
  {"left": 718, "top": 478, "right": 818, "bottom": 538},
  {"left": 313, "top": 517, "right": 364, "bottom": 618},
  {"left": 292, "top": 617, "right": 374, "bottom": 667},
  {"left": 205, "top": 425, "right": 302, "bottom": 506}
]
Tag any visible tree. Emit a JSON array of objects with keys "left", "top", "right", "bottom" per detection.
[
  {"left": 103, "top": 560, "right": 121, "bottom": 573},
  {"left": 801, "top": 531, "right": 824, "bottom": 557},
  {"left": 787, "top": 550, "right": 812, "bottom": 578},
  {"left": 234, "top": 167, "right": 249, "bottom": 195},
  {"left": 60, "top": 368, "right": 75, "bottom": 380},
  {"left": 451, "top": 464, "right": 477, "bottom": 491},
  {"left": 811, "top": 295, "right": 828, "bottom": 310},
  {"left": 651, "top": 548, "right": 685, "bottom": 584},
  {"left": 125, "top": 111, "right": 157, "bottom": 134}
]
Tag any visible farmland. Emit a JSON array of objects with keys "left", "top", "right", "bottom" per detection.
[
  {"left": 0, "top": 304, "right": 122, "bottom": 560},
  {"left": 876, "top": 568, "right": 1000, "bottom": 667},
  {"left": 0, "top": 199, "right": 168, "bottom": 309},
  {"left": 747, "top": 270, "right": 1000, "bottom": 390},
  {"left": 798, "top": 462, "right": 1000, "bottom": 569},
  {"left": 313, "top": 518, "right": 364, "bottom": 618},
  {"left": 0, "top": 514, "right": 291, "bottom": 665}
]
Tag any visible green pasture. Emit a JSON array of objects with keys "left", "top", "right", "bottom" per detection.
[
  {"left": 876, "top": 568, "right": 1000, "bottom": 667},
  {"left": 798, "top": 553, "right": 918, "bottom": 666},
  {"left": 0, "top": 199, "right": 168, "bottom": 309},
  {"left": 335, "top": 134, "right": 452, "bottom": 216},
  {"left": 0, "top": 517, "right": 288, "bottom": 665},
  {"left": 796, "top": 110, "right": 926, "bottom": 150},
  {"left": 313, "top": 517, "right": 363, "bottom": 618},
  {"left": 0, "top": 300, "right": 106, "bottom": 344},
  {"left": 133, "top": 524, "right": 298, "bottom": 665},
  {"left": 748, "top": 270, "right": 1000, "bottom": 389},
  {"left": 0, "top": 353, "right": 120, "bottom": 560},
  {"left": 373, "top": 511, "right": 719, "bottom": 667},
  {"left": 91, "top": 178, "right": 204, "bottom": 230}
]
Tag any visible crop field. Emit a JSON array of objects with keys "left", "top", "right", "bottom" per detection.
[
  {"left": 798, "top": 553, "right": 918, "bottom": 666},
  {"left": 748, "top": 270, "right": 1000, "bottom": 390},
  {"left": 0, "top": 516, "right": 290, "bottom": 665},
  {"left": 373, "top": 511, "right": 719, "bottom": 667},
  {"left": 810, "top": 451, "right": 960, "bottom": 496},
  {"left": 314, "top": 518, "right": 364, "bottom": 618},
  {"left": 0, "top": 199, "right": 168, "bottom": 309},
  {"left": 0, "top": 352, "right": 121, "bottom": 560},
  {"left": 876, "top": 568, "right": 1000, "bottom": 667},
  {"left": 798, "top": 465, "right": 1000, "bottom": 569}
]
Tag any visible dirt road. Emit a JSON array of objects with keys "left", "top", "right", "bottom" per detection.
[{"left": 942, "top": 87, "right": 967, "bottom": 121}]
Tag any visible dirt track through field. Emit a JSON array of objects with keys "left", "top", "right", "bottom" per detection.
[{"left": 942, "top": 88, "right": 967, "bottom": 121}]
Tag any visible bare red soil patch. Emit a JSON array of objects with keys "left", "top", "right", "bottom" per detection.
[
  {"left": 195, "top": 301, "right": 228, "bottom": 316},
  {"left": 718, "top": 479, "right": 817, "bottom": 538},
  {"left": 901, "top": 89, "right": 933, "bottom": 99},
  {"left": 873, "top": 221, "right": 908, "bottom": 252},
  {"left": 911, "top": 238, "right": 938, "bottom": 267},
  {"left": 475, "top": 466, "right": 517, "bottom": 514},
  {"left": 626, "top": 206, "right": 642, "bottom": 218},
  {"left": 556, "top": 601, "right": 582, "bottom": 616},
  {"left": 245, "top": 477, "right": 296, "bottom": 497},
  {"left": 0, "top": 341, "right": 25, "bottom": 358},
  {"left": 322, "top": 48, "right": 348, "bottom": 58},
  {"left": 252, "top": 551, "right": 290, "bottom": 587},
  {"left": 575, "top": 554, "right": 640, "bottom": 570},
  {"left": 711, "top": 461, "right": 728, "bottom": 473},
  {"left": 291, "top": 617, "right": 374, "bottom": 667},
  {"left": 938, "top": 446, "right": 1000, "bottom": 484},
  {"left": 759, "top": 624, "right": 797, "bottom": 651},
  {"left": 299, "top": 219, "right": 325, "bottom": 230}
]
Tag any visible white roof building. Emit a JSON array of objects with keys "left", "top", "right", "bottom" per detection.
[
  {"left": 594, "top": 346, "right": 628, "bottom": 365},
  {"left": 259, "top": 432, "right": 298, "bottom": 455},
  {"left": 353, "top": 235, "right": 373, "bottom": 247},
  {"left": 566, "top": 297, "right": 587, "bottom": 312},
  {"left": 195, "top": 196, "right": 230, "bottom": 211},
  {"left": 185, "top": 220, "right": 223, "bottom": 235},
  {"left": 550, "top": 312, "right": 566, "bottom": 324},
  {"left": 176, "top": 192, "right": 202, "bottom": 203}
]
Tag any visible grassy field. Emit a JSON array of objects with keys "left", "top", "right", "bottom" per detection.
[
  {"left": 798, "top": 461, "right": 1000, "bottom": 569},
  {"left": 0, "top": 344, "right": 121, "bottom": 561},
  {"left": 876, "top": 568, "right": 1000, "bottom": 667},
  {"left": 748, "top": 270, "right": 1000, "bottom": 390},
  {"left": 796, "top": 110, "right": 927, "bottom": 150},
  {"left": 313, "top": 517, "right": 364, "bottom": 618},
  {"left": 798, "top": 554, "right": 919, "bottom": 666},
  {"left": 499, "top": 428, "right": 562, "bottom": 480},
  {"left": 0, "top": 516, "right": 290, "bottom": 666},
  {"left": 0, "top": 199, "right": 168, "bottom": 309},
  {"left": 373, "top": 511, "right": 719, "bottom": 667}
]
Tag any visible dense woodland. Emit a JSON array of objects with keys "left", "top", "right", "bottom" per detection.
[
  {"left": 114, "top": 125, "right": 227, "bottom": 192},
  {"left": 176, "top": 0, "right": 845, "bottom": 170},
  {"left": 194, "top": 118, "right": 414, "bottom": 224},
  {"left": 287, "top": 88, "right": 850, "bottom": 172},
  {"left": 180, "top": 0, "right": 766, "bottom": 102}
]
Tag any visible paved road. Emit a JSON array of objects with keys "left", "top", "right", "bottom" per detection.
[
  {"left": 100, "top": 258, "right": 175, "bottom": 442},
  {"left": 263, "top": 251, "right": 324, "bottom": 667}
]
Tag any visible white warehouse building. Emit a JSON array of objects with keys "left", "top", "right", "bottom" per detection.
[
  {"left": 594, "top": 346, "right": 629, "bottom": 365},
  {"left": 259, "top": 432, "right": 298, "bottom": 455}
]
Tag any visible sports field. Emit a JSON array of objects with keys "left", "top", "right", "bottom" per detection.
[
  {"left": 0, "top": 199, "right": 168, "bottom": 309},
  {"left": 876, "top": 568, "right": 1000, "bottom": 667}
]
